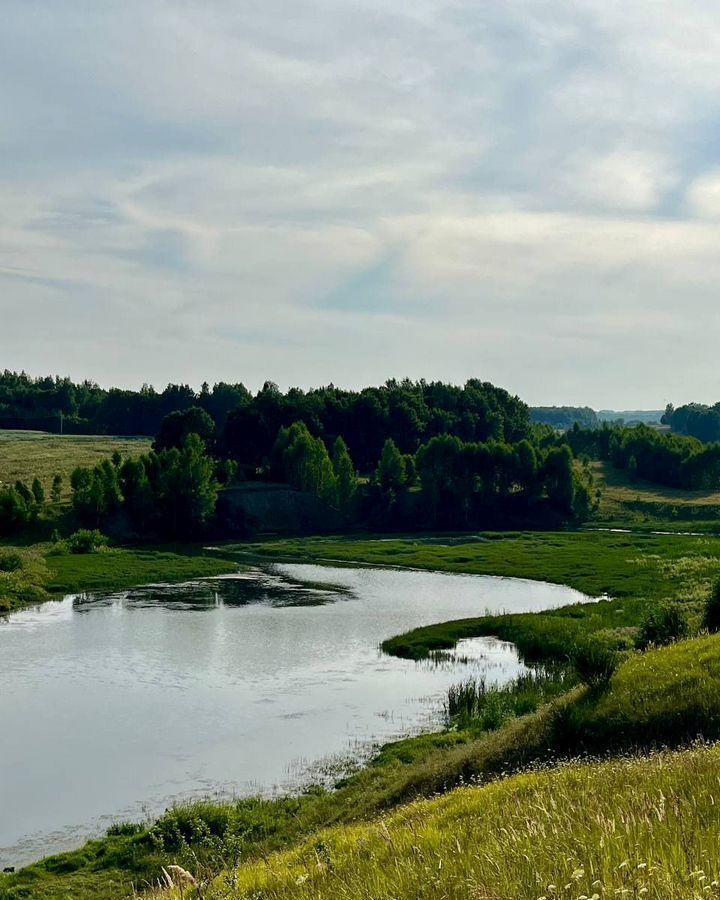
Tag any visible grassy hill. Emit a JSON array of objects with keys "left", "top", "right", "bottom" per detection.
[
  {"left": 590, "top": 459, "right": 720, "bottom": 528},
  {"left": 185, "top": 742, "right": 720, "bottom": 900}
]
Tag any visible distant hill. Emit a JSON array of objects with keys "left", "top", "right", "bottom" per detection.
[
  {"left": 530, "top": 407, "right": 597, "bottom": 429},
  {"left": 531, "top": 407, "right": 664, "bottom": 430},
  {"left": 597, "top": 410, "right": 664, "bottom": 425}
]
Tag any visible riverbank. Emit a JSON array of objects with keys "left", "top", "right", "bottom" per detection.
[
  {"left": 237, "top": 530, "right": 719, "bottom": 662},
  {"left": 3, "top": 530, "right": 720, "bottom": 900},
  {"left": 7, "top": 623, "right": 720, "bottom": 900},
  {"left": 0, "top": 542, "right": 239, "bottom": 614}
]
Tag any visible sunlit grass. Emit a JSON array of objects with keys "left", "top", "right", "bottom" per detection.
[
  {"left": 188, "top": 743, "right": 720, "bottom": 900},
  {"left": 0, "top": 544, "right": 49, "bottom": 611},
  {"left": 0, "top": 431, "right": 151, "bottom": 501}
]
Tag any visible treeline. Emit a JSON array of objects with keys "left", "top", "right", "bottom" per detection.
[
  {"left": 59, "top": 422, "right": 590, "bottom": 540},
  {"left": 564, "top": 423, "right": 720, "bottom": 490},
  {"left": 662, "top": 402, "right": 720, "bottom": 444},
  {"left": 0, "top": 371, "right": 250, "bottom": 435},
  {"left": 0, "top": 373, "right": 529, "bottom": 469}
]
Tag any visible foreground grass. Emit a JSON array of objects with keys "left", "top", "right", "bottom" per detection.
[
  {"left": 191, "top": 743, "right": 720, "bottom": 900},
  {"left": 0, "top": 431, "right": 151, "bottom": 501},
  {"left": 6, "top": 630, "right": 720, "bottom": 900}
]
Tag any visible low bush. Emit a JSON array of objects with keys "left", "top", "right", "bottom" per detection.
[
  {"left": 703, "top": 578, "right": 720, "bottom": 632},
  {"left": 637, "top": 603, "right": 689, "bottom": 648},
  {"left": 67, "top": 529, "right": 109, "bottom": 554},
  {"left": 571, "top": 641, "right": 619, "bottom": 688},
  {"left": 0, "top": 552, "right": 22, "bottom": 573}
]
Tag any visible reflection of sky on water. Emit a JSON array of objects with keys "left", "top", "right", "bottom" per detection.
[{"left": 0, "top": 563, "right": 589, "bottom": 867}]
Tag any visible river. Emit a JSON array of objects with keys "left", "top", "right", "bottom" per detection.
[{"left": 0, "top": 562, "right": 589, "bottom": 867}]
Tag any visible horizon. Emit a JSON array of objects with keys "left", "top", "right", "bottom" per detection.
[
  {"left": 0, "top": 366, "right": 677, "bottom": 412},
  {"left": 3, "top": 2, "right": 720, "bottom": 407}
]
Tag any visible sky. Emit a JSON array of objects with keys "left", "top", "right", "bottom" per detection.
[{"left": 2, "top": 1, "right": 720, "bottom": 408}]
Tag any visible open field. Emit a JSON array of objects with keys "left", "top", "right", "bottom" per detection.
[
  {"left": 0, "top": 431, "right": 151, "bottom": 501},
  {"left": 590, "top": 460, "right": 720, "bottom": 527}
]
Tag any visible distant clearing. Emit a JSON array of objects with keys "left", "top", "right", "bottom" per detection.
[
  {"left": 0, "top": 431, "right": 152, "bottom": 500},
  {"left": 591, "top": 460, "right": 720, "bottom": 525}
]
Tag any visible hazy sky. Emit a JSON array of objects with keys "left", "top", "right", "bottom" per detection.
[{"left": 2, "top": 1, "right": 720, "bottom": 407}]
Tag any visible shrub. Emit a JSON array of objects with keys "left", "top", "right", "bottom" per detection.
[
  {"left": 0, "top": 553, "right": 22, "bottom": 573},
  {"left": 703, "top": 578, "right": 720, "bottom": 633},
  {"left": 638, "top": 603, "right": 690, "bottom": 648},
  {"left": 0, "top": 487, "right": 30, "bottom": 535},
  {"left": 571, "top": 641, "right": 619, "bottom": 688},
  {"left": 67, "top": 529, "right": 108, "bottom": 554},
  {"left": 31, "top": 477, "right": 45, "bottom": 504}
]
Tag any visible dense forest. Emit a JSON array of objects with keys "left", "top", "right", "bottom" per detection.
[
  {"left": 0, "top": 372, "right": 528, "bottom": 461},
  {"left": 0, "top": 373, "right": 594, "bottom": 538},
  {"left": 662, "top": 402, "right": 720, "bottom": 443},
  {"left": 9, "top": 370, "right": 720, "bottom": 542},
  {"left": 565, "top": 423, "right": 720, "bottom": 490}
]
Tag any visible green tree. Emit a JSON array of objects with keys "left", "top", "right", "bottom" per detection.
[
  {"left": 119, "top": 458, "right": 156, "bottom": 531},
  {"left": 31, "top": 478, "right": 45, "bottom": 504},
  {"left": 0, "top": 488, "right": 30, "bottom": 535},
  {"left": 375, "top": 439, "right": 406, "bottom": 491},
  {"left": 14, "top": 481, "right": 33, "bottom": 505},
  {"left": 158, "top": 434, "right": 219, "bottom": 536},
  {"left": 331, "top": 436, "right": 358, "bottom": 515},
  {"left": 155, "top": 406, "right": 216, "bottom": 452},
  {"left": 543, "top": 445, "right": 575, "bottom": 514},
  {"left": 51, "top": 473, "right": 63, "bottom": 504},
  {"left": 277, "top": 423, "right": 337, "bottom": 503}
]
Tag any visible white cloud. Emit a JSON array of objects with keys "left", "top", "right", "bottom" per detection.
[{"left": 2, "top": 0, "right": 720, "bottom": 406}]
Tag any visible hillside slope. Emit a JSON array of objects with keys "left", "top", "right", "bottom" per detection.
[{"left": 171, "top": 743, "right": 720, "bottom": 900}]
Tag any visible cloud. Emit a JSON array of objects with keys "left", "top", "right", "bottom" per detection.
[{"left": 2, "top": 0, "right": 720, "bottom": 406}]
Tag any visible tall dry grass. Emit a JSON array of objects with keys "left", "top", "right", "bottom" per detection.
[{"left": 163, "top": 743, "right": 720, "bottom": 900}]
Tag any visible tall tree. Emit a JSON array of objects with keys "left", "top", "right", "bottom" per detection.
[
  {"left": 332, "top": 436, "right": 358, "bottom": 515},
  {"left": 375, "top": 439, "right": 406, "bottom": 491}
]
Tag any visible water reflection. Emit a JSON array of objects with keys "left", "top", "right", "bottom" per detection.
[
  {"left": 71, "top": 567, "right": 349, "bottom": 613},
  {"left": 0, "top": 563, "right": 590, "bottom": 868}
]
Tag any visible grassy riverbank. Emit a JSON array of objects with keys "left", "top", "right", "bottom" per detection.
[
  {"left": 174, "top": 743, "right": 720, "bottom": 900},
  {"left": 4, "top": 529, "right": 720, "bottom": 899},
  {"left": 6, "top": 627, "right": 720, "bottom": 900},
  {"left": 0, "top": 543, "right": 238, "bottom": 613}
]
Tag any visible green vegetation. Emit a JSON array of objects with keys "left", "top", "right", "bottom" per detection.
[
  {"left": 7, "top": 628, "right": 720, "bottom": 900},
  {"left": 590, "top": 459, "right": 720, "bottom": 528},
  {"left": 663, "top": 400, "right": 720, "bottom": 442},
  {"left": 0, "top": 543, "right": 237, "bottom": 613},
  {"left": 184, "top": 744, "right": 720, "bottom": 900},
  {"left": 44, "top": 545, "right": 237, "bottom": 596},
  {"left": 0, "top": 545, "right": 49, "bottom": 612},
  {"left": 566, "top": 422, "right": 720, "bottom": 492},
  {"left": 0, "top": 431, "right": 151, "bottom": 502}
]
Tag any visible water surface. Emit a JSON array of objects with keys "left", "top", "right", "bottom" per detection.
[{"left": 0, "top": 563, "right": 588, "bottom": 866}]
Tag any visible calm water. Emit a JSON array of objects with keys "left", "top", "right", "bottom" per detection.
[{"left": 0, "top": 563, "right": 589, "bottom": 866}]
